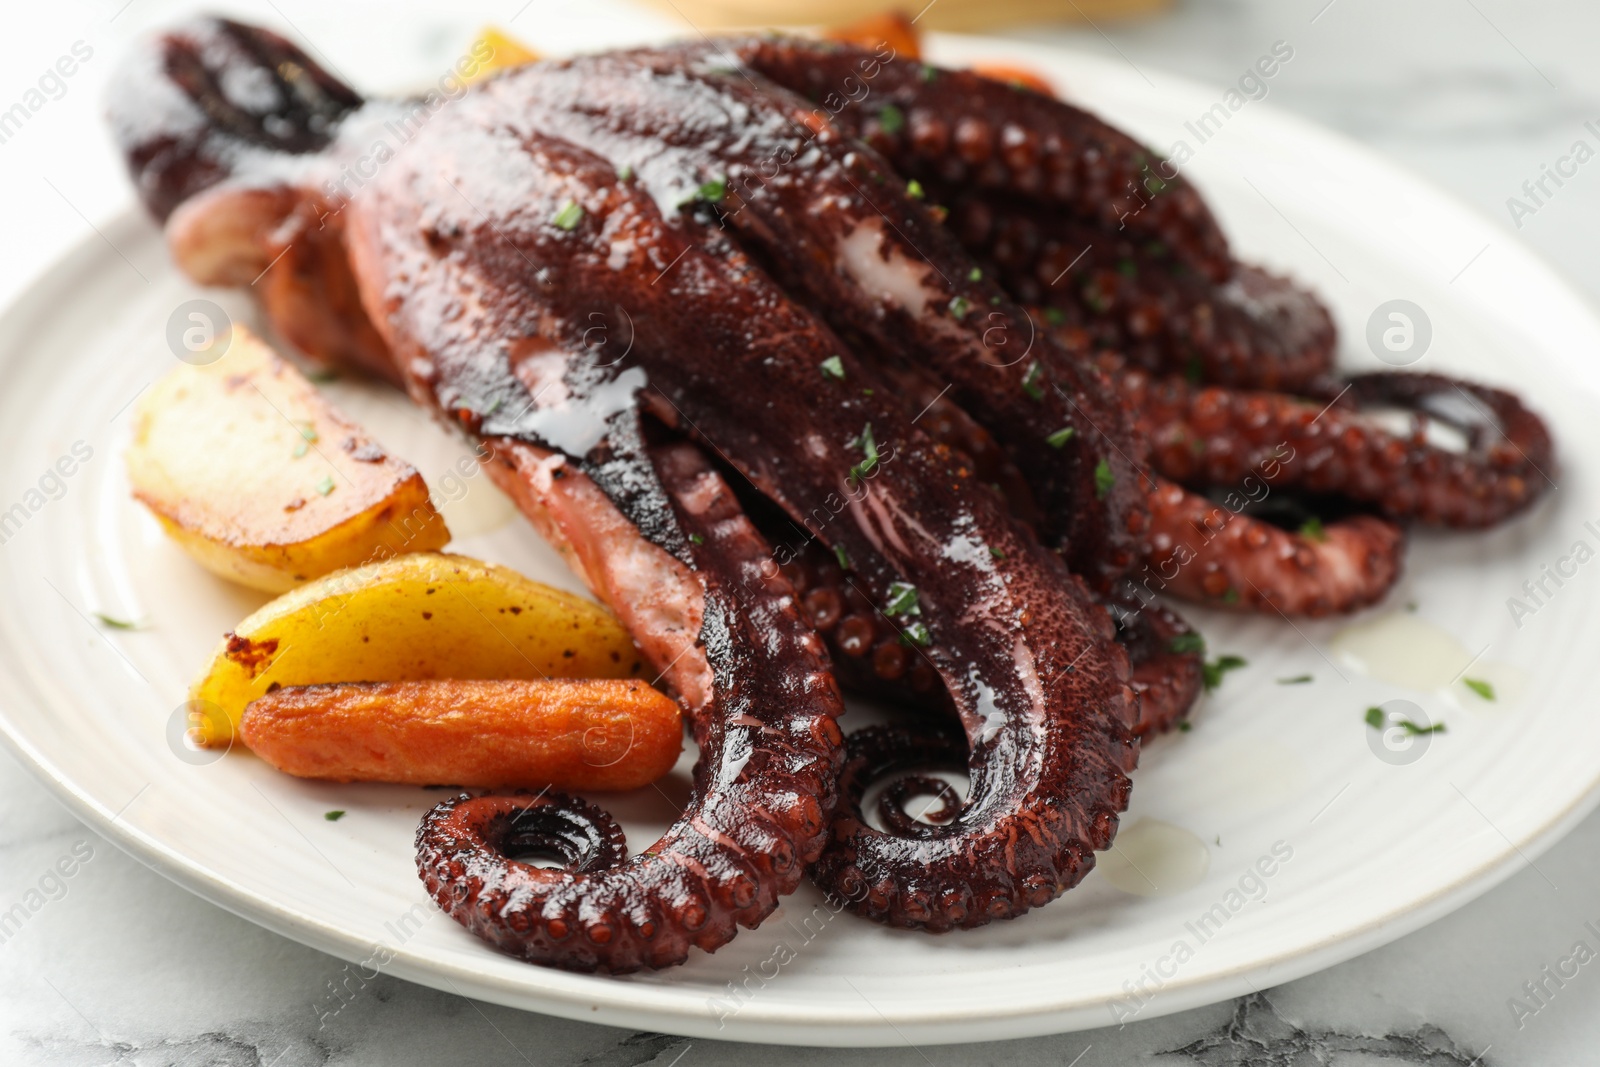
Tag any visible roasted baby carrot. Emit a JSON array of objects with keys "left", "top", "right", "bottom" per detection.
[{"left": 239, "top": 679, "right": 682, "bottom": 791}]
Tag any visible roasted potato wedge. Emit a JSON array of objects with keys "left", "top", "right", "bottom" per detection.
[
  {"left": 240, "top": 679, "right": 682, "bottom": 791},
  {"left": 190, "top": 552, "right": 645, "bottom": 745},
  {"left": 125, "top": 324, "right": 449, "bottom": 592}
]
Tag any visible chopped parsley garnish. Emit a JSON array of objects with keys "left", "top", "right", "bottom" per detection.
[
  {"left": 551, "top": 200, "right": 584, "bottom": 230},
  {"left": 296, "top": 422, "right": 318, "bottom": 442},
  {"left": 820, "top": 355, "right": 846, "bottom": 380},
  {"left": 1177, "top": 720, "right": 1193, "bottom": 732},
  {"left": 616, "top": 163, "right": 634, "bottom": 182},
  {"left": 849, "top": 422, "right": 880, "bottom": 482},
  {"left": 1046, "top": 427, "right": 1075, "bottom": 449},
  {"left": 314, "top": 475, "right": 336, "bottom": 496},
  {"left": 1021, "top": 361, "right": 1045, "bottom": 401},
  {"left": 1277, "top": 674, "right": 1314, "bottom": 685},
  {"left": 948, "top": 296, "right": 970, "bottom": 321},
  {"left": 1220, "top": 588, "right": 1241, "bottom": 604},
  {"left": 834, "top": 544, "right": 851, "bottom": 570},
  {"left": 989, "top": 545, "right": 1006, "bottom": 560},
  {"left": 93, "top": 613, "right": 143, "bottom": 631},
  {"left": 877, "top": 104, "right": 905, "bottom": 135},
  {"left": 1093, "top": 458, "right": 1115, "bottom": 499},
  {"left": 306, "top": 368, "right": 340, "bottom": 384},
  {"left": 688, "top": 533, "right": 705, "bottom": 545},
  {"left": 1117, "top": 259, "right": 1137, "bottom": 278},
  {"left": 884, "top": 581, "right": 921, "bottom": 616},
  {"left": 292, "top": 440, "right": 309, "bottom": 459},
  {"left": 1043, "top": 307, "right": 1066, "bottom": 326},
  {"left": 1202, "top": 654, "right": 1247, "bottom": 691},
  {"left": 862, "top": 387, "right": 874, "bottom": 396},
  {"left": 324, "top": 810, "right": 346, "bottom": 822},
  {"left": 919, "top": 63, "right": 938, "bottom": 82},
  {"left": 697, "top": 178, "right": 727, "bottom": 203},
  {"left": 1463, "top": 677, "right": 1496, "bottom": 701},
  {"left": 1298, "top": 516, "right": 1327, "bottom": 542},
  {"left": 1365, "top": 706, "right": 1445, "bottom": 735},
  {"left": 906, "top": 179, "right": 925, "bottom": 200},
  {"left": 1168, "top": 632, "right": 1205, "bottom": 655},
  {"left": 899, "top": 621, "right": 932, "bottom": 647},
  {"left": 967, "top": 266, "right": 983, "bottom": 282},
  {"left": 1184, "top": 355, "right": 1204, "bottom": 384}
]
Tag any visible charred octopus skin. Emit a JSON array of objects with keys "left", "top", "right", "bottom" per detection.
[{"left": 111, "top": 17, "right": 1145, "bottom": 956}]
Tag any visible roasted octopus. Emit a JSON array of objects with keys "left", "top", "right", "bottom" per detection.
[{"left": 108, "top": 18, "right": 1554, "bottom": 972}]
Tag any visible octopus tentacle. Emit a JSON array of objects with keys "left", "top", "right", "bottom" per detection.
[
  {"left": 1107, "top": 584, "right": 1205, "bottom": 736},
  {"left": 723, "top": 36, "right": 1232, "bottom": 283},
  {"left": 1140, "top": 476, "right": 1405, "bottom": 617},
  {"left": 944, "top": 193, "right": 1337, "bottom": 393},
  {"left": 1116, "top": 361, "right": 1554, "bottom": 528},
  {"left": 414, "top": 442, "right": 846, "bottom": 972}
]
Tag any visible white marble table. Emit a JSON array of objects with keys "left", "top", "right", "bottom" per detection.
[{"left": 3, "top": 0, "right": 1598, "bottom": 1062}]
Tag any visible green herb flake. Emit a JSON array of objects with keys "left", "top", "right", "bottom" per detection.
[
  {"left": 1463, "top": 677, "right": 1497, "bottom": 702},
  {"left": 1299, "top": 516, "right": 1327, "bottom": 542},
  {"left": 884, "top": 581, "right": 921, "bottom": 617},
  {"left": 861, "top": 388, "right": 874, "bottom": 396},
  {"left": 688, "top": 533, "right": 705, "bottom": 546},
  {"left": 877, "top": 104, "right": 905, "bottom": 135},
  {"left": 1117, "top": 259, "right": 1137, "bottom": 278},
  {"left": 1221, "top": 587, "right": 1241, "bottom": 604},
  {"left": 1177, "top": 720, "right": 1193, "bottom": 732},
  {"left": 292, "top": 440, "right": 309, "bottom": 459},
  {"left": 93, "top": 613, "right": 143, "bottom": 631},
  {"left": 1168, "top": 632, "right": 1205, "bottom": 655},
  {"left": 1043, "top": 307, "right": 1066, "bottom": 326},
  {"left": 306, "top": 368, "right": 340, "bottom": 384},
  {"left": 820, "top": 355, "right": 846, "bottom": 381},
  {"left": 697, "top": 178, "right": 727, "bottom": 203},
  {"left": 324, "top": 810, "right": 346, "bottom": 822},
  {"left": 849, "top": 422, "right": 880, "bottom": 482},
  {"left": 551, "top": 199, "right": 584, "bottom": 230},
  {"left": 1093, "top": 458, "right": 1115, "bottom": 500},
  {"left": 906, "top": 179, "right": 925, "bottom": 200},
  {"left": 296, "top": 422, "right": 319, "bottom": 442},
  {"left": 899, "top": 621, "right": 932, "bottom": 648},
  {"left": 1184, "top": 355, "right": 1204, "bottom": 384},
  {"left": 833, "top": 544, "right": 851, "bottom": 571},
  {"left": 314, "top": 475, "right": 336, "bottom": 497},
  {"left": 1021, "top": 361, "right": 1045, "bottom": 401},
  {"left": 616, "top": 163, "right": 634, "bottom": 182},
  {"left": 1202, "top": 653, "right": 1247, "bottom": 691},
  {"left": 1046, "top": 426, "right": 1075, "bottom": 449},
  {"left": 948, "top": 295, "right": 970, "bottom": 321},
  {"left": 919, "top": 63, "right": 938, "bottom": 83},
  {"left": 989, "top": 545, "right": 1006, "bottom": 560},
  {"left": 1277, "top": 674, "right": 1314, "bottom": 685},
  {"left": 1366, "top": 706, "right": 1446, "bottom": 736},
  {"left": 967, "top": 266, "right": 983, "bottom": 282}
]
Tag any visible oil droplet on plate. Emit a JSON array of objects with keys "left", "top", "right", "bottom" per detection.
[
  {"left": 1331, "top": 612, "right": 1472, "bottom": 691},
  {"left": 1098, "top": 818, "right": 1211, "bottom": 897}
]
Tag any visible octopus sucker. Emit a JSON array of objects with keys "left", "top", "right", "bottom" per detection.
[{"left": 105, "top": 16, "right": 1556, "bottom": 970}]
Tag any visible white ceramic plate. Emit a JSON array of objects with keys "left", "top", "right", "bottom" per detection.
[{"left": 2, "top": 33, "right": 1598, "bottom": 1047}]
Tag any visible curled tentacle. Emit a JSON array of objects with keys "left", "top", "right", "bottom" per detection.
[
  {"left": 108, "top": 16, "right": 363, "bottom": 221},
  {"left": 413, "top": 443, "right": 846, "bottom": 972},
  {"left": 725, "top": 36, "right": 1232, "bottom": 283},
  {"left": 1140, "top": 476, "right": 1405, "bottom": 616},
  {"left": 942, "top": 193, "right": 1337, "bottom": 393},
  {"left": 1117, "top": 362, "right": 1555, "bottom": 529}
]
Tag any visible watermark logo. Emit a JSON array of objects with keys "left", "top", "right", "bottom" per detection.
[
  {"left": 1365, "top": 300, "right": 1430, "bottom": 366},
  {"left": 166, "top": 699, "right": 232, "bottom": 766},
  {"left": 167, "top": 299, "right": 232, "bottom": 365},
  {"left": 1365, "top": 698, "right": 1438, "bottom": 766}
]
